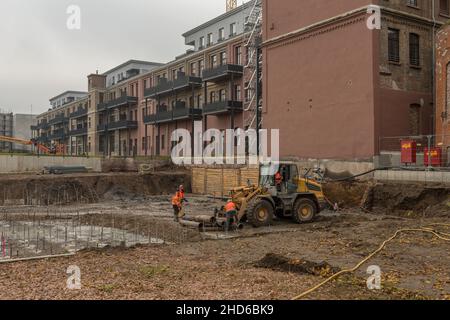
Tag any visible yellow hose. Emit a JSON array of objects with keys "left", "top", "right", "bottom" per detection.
[{"left": 291, "top": 227, "right": 450, "bottom": 300}]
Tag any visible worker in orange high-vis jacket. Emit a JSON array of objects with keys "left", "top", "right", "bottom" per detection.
[
  {"left": 275, "top": 170, "right": 283, "bottom": 192},
  {"left": 172, "top": 190, "right": 182, "bottom": 222},
  {"left": 177, "top": 185, "right": 188, "bottom": 204},
  {"left": 224, "top": 199, "right": 237, "bottom": 232}
]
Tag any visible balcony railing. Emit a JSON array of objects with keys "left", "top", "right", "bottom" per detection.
[
  {"left": 70, "top": 108, "right": 88, "bottom": 118},
  {"left": 203, "top": 100, "right": 243, "bottom": 115},
  {"left": 49, "top": 115, "right": 69, "bottom": 125},
  {"left": 69, "top": 127, "right": 88, "bottom": 136},
  {"left": 109, "top": 120, "right": 138, "bottom": 130},
  {"left": 48, "top": 129, "right": 66, "bottom": 140},
  {"left": 97, "top": 120, "right": 138, "bottom": 131},
  {"left": 202, "top": 64, "right": 243, "bottom": 82},
  {"left": 144, "top": 73, "right": 202, "bottom": 99},
  {"left": 144, "top": 104, "right": 202, "bottom": 124},
  {"left": 97, "top": 96, "right": 138, "bottom": 111}
]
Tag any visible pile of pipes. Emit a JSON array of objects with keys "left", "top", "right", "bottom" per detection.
[
  {"left": 43, "top": 165, "right": 89, "bottom": 175},
  {"left": 179, "top": 215, "right": 227, "bottom": 232}
]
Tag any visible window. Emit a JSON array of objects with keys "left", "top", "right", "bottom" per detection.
[
  {"left": 191, "top": 62, "right": 197, "bottom": 76},
  {"left": 235, "top": 46, "right": 242, "bottom": 65},
  {"left": 161, "top": 135, "right": 165, "bottom": 150},
  {"left": 220, "top": 52, "right": 227, "bottom": 65},
  {"left": 207, "top": 33, "right": 213, "bottom": 46},
  {"left": 219, "top": 28, "right": 225, "bottom": 41},
  {"left": 197, "top": 94, "right": 203, "bottom": 108},
  {"left": 211, "top": 55, "right": 218, "bottom": 68},
  {"left": 172, "top": 69, "right": 177, "bottom": 80},
  {"left": 219, "top": 89, "right": 226, "bottom": 101},
  {"left": 199, "top": 59, "right": 205, "bottom": 74},
  {"left": 441, "top": 0, "right": 450, "bottom": 15},
  {"left": 388, "top": 28, "right": 400, "bottom": 63},
  {"left": 210, "top": 91, "right": 216, "bottom": 103},
  {"left": 199, "top": 36, "right": 205, "bottom": 48},
  {"left": 235, "top": 85, "right": 242, "bottom": 100},
  {"left": 407, "top": 0, "right": 418, "bottom": 7},
  {"left": 230, "top": 23, "right": 237, "bottom": 36},
  {"left": 409, "top": 33, "right": 420, "bottom": 66}
]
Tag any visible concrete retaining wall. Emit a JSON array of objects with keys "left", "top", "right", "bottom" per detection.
[
  {"left": 0, "top": 155, "right": 102, "bottom": 173},
  {"left": 375, "top": 170, "right": 450, "bottom": 184}
]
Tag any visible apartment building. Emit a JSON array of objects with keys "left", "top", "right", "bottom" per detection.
[
  {"left": 261, "top": 0, "right": 448, "bottom": 161},
  {"left": 32, "top": 2, "right": 253, "bottom": 157}
]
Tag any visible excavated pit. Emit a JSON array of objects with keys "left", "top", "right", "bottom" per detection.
[
  {"left": 324, "top": 181, "right": 449, "bottom": 217},
  {"left": 0, "top": 172, "right": 190, "bottom": 206}
]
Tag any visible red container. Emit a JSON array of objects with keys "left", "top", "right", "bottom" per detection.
[
  {"left": 424, "top": 147, "right": 442, "bottom": 167},
  {"left": 401, "top": 140, "right": 417, "bottom": 164}
]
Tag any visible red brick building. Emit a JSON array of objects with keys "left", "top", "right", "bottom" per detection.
[
  {"left": 436, "top": 24, "right": 450, "bottom": 155},
  {"left": 261, "top": 0, "right": 448, "bottom": 161}
]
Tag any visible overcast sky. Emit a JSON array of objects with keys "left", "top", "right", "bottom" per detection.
[{"left": 0, "top": 0, "right": 243, "bottom": 114}]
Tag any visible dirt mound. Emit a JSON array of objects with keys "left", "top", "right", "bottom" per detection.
[
  {"left": 323, "top": 182, "right": 368, "bottom": 208},
  {"left": 255, "top": 253, "right": 339, "bottom": 277},
  {"left": 371, "top": 184, "right": 450, "bottom": 217}
]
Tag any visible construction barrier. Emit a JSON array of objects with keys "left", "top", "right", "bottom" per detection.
[{"left": 191, "top": 166, "right": 259, "bottom": 197}]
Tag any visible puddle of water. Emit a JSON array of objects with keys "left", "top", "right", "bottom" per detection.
[{"left": 0, "top": 220, "right": 163, "bottom": 261}]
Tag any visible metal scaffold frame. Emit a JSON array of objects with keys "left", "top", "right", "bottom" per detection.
[{"left": 243, "top": 0, "right": 263, "bottom": 134}]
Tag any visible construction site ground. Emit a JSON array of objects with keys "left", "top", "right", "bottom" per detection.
[{"left": 0, "top": 184, "right": 449, "bottom": 300}]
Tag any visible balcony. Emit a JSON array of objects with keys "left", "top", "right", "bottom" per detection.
[
  {"left": 70, "top": 107, "right": 87, "bottom": 118},
  {"left": 109, "top": 120, "right": 138, "bottom": 130},
  {"left": 31, "top": 125, "right": 39, "bottom": 131},
  {"left": 97, "top": 120, "right": 138, "bottom": 132},
  {"left": 48, "top": 129, "right": 66, "bottom": 140},
  {"left": 38, "top": 122, "right": 50, "bottom": 130},
  {"left": 202, "top": 64, "right": 243, "bottom": 82},
  {"left": 143, "top": 103, "right": 202, "bottom": 124},
  {"left": 97, "top": 96, "right": 138, "bottom": 111},
  {"left": 35, "top": 136, "right": 50, "bottom": 143},
  {"left": 144, "top": 73, "right": 202, "bottom": 99},
  {"left": 69, "top": 127, "right": 88, "bottom": 136},
  {"left": 172, "top": 73, "right": 202, "bottom": 92},
  {"left": 49, "top": 115, "right": 69, "bottom": 125},
  {"left": 203, "top": 100, "right": 243, "bottom": 116}
]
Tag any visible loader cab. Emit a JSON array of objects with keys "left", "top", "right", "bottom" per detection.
[{"left": 260, "top": 163, "right": 299, "bottom": 195}]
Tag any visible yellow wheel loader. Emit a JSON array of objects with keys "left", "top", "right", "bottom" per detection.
[{"left": 223, "top": 162, "right": 327, "bottom": 228}]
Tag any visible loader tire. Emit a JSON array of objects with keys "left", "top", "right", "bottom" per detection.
[
  {"left": 247, "top": 199, "right": 274, "bottom": 228},
  {"left": 292, "top": 198, "right": 317, "bottom": 224}
]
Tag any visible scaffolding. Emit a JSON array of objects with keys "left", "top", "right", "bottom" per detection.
[
  {"left": 0, "top": 111, "right": 13, "bottom": 152},
  {"left": 243, "top": 0, "right": 263, "bottom": 133}
]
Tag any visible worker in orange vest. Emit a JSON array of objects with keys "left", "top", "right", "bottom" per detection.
[
  {"left": 224, "top": 199, "right": 237, "bottom": 231},
  {"left": 275, "top": 170, "right": 283, "bottom": 192},
  {"left": 172, "top": 189, "right": 182, "bottom": 222},
  {"left": 177, "top": 185, "right": 188, "bottom": 204}
]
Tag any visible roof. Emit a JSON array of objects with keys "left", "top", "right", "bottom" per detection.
[
  {"left": 182, "top": 0, "right": 254, "bottom": 37},
  {"left": 49, "top": 91, "right": 88, "bottom": 102},
  {"left": 102, "top": 59, "right": 164, "bottom": 75}
]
